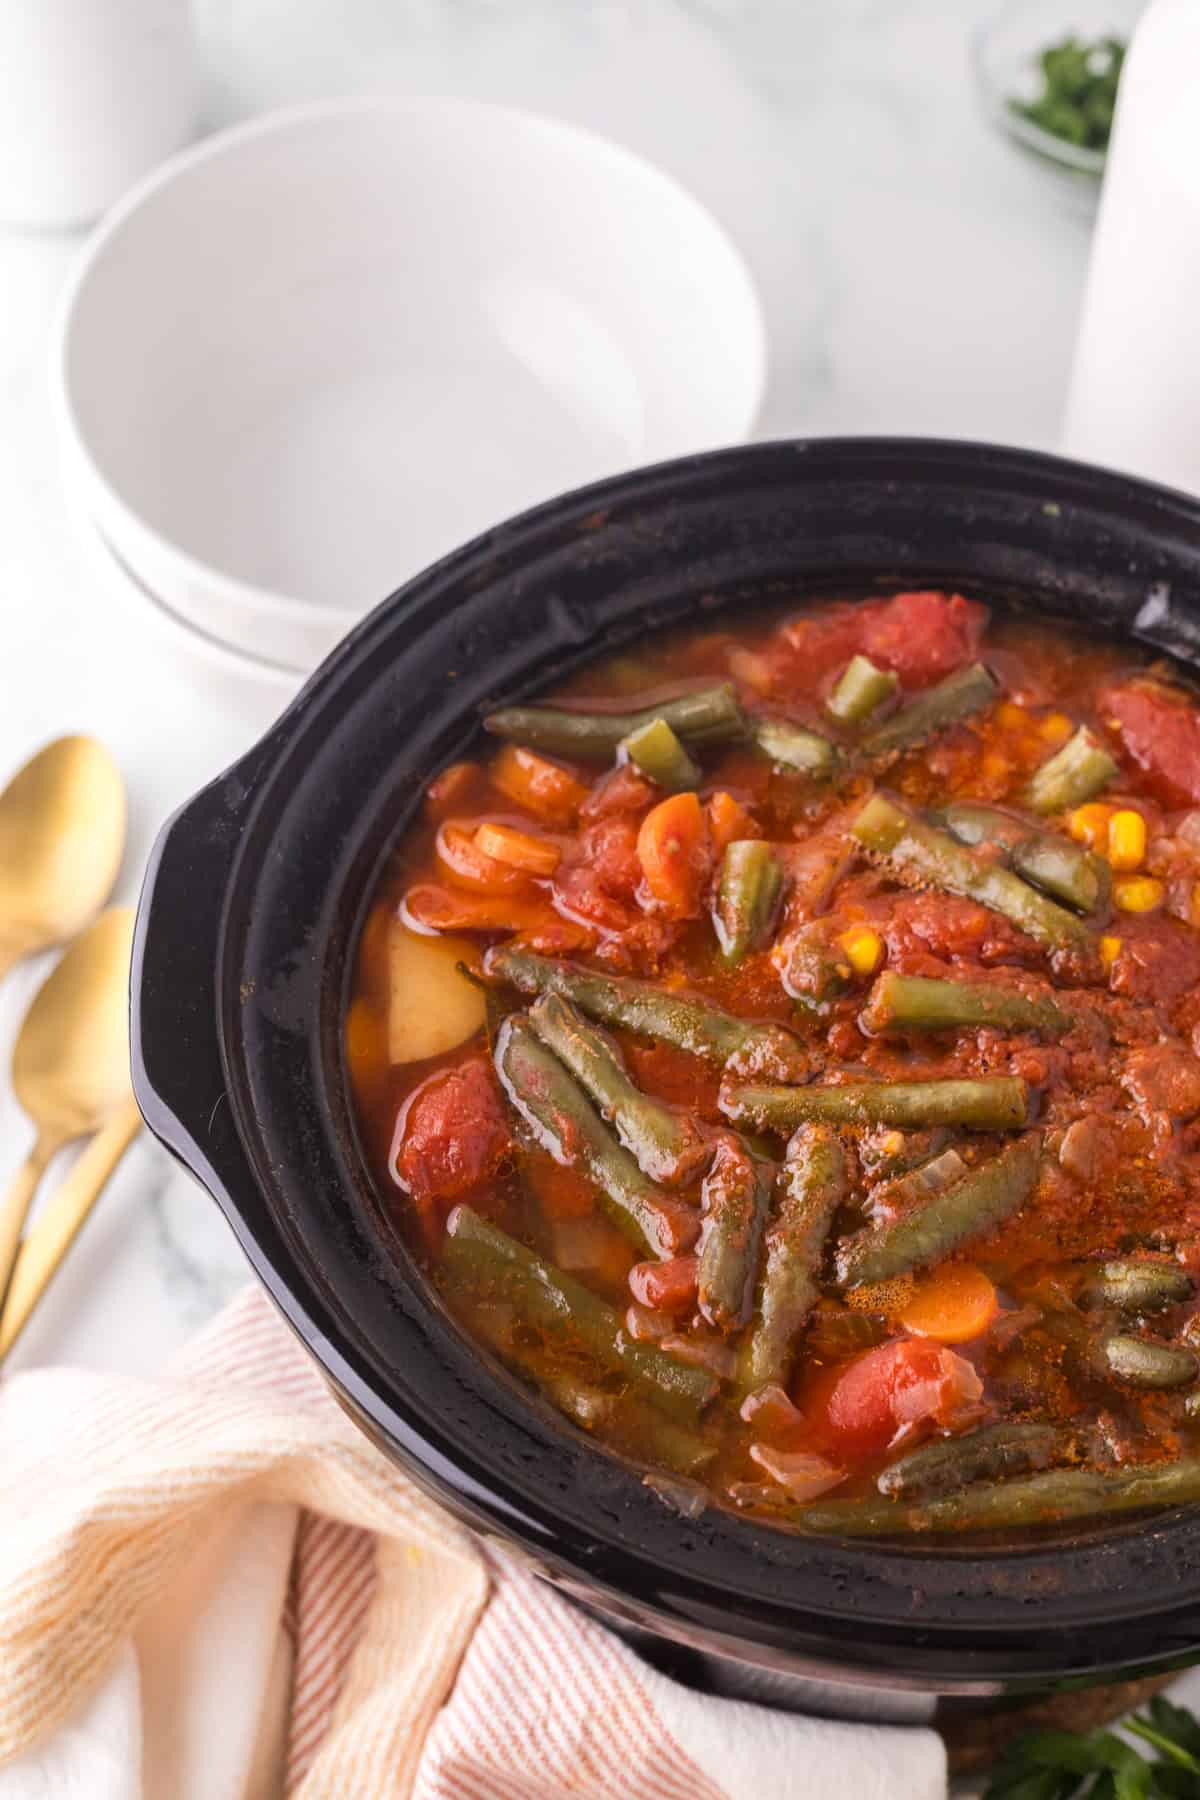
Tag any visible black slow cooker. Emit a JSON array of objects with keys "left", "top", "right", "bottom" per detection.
[{"left": 132, "top": 438, "right": 1200, "bottom": 1719}]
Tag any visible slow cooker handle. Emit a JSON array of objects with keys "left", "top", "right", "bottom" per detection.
[{"left": 131, "top": 741, "right": 276, "bottom": 1200}]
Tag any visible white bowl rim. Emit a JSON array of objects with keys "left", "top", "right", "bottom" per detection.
[
  {"left": 80, "top": 506, "right": 305, "bottom": 691},
  {"left": 53, "top": 92, "right": 768, "bottom": 634}
]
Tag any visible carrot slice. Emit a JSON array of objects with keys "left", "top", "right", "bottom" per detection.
[
  {"left": 490, "top": 744, "right": 590, "bottom": 824},
  {"left": 403, "top": 884, "right": 553, "bottom": 934},
  {"left": 425, "top": 761, "right": 481, "bottom": 821},
  {"left": 706, "top": 789, "right": 761, "bottom": 856},
  {"left": 636, "top": 792, "right": 711, "bottom": 917},
  {"left": 436, "top": 822, "right": 534, "bottom": 894},
  {"left": 473, "top": 821, "right": 561, "bottom": 876},
  {"left": 896, "top": 1263, "right": 999, "bottom": 1344}
]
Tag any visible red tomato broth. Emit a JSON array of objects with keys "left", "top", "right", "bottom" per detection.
[{"left": 347, "top": 592, "right": 1200, "bottom": 1533}]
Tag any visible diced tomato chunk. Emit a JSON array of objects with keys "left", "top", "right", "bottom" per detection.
[
  {"left": 861, "top": 591, "right": 987, "bottom": 685},
  {"left": 1122, "top": 1044, "right": 1200, "bottom": 1122},
  {"left": 393, "top": 1057, "right": 510, "bottom": 1218},
  {"left": 1102, "top": 679, "right": 1200, "bottom": 807},
  {"left": 1109, "top": 916, "right": 1200, "bottom": 1008},
  {"left": 778, "top": 607, "right": 868, "bottom": 686},
  {"left": 884, "top": 891, "right": 1031, "bottom": 966},
  {"left": 629, "top": 1253, "right": 699, "bottom": 1313},
  {"left": 820, "top": 1337, "right": 983, "bottom": 1457},
  {"left": 764, "top": 592, "right": 985, "bottom": 702},
  {"left": 554, "top": 816, "right": 643, "bottom": 930},
  {"left": 580, "top": 763, "right": 658, "bottom": 819}
]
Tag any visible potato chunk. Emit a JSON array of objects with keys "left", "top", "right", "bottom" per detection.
[{"left": 387, "top": 922, "right": 485, "bottom": 1064}]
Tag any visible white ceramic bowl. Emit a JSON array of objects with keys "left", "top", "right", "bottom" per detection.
[
  {"left": 63, "top": 470, "right": 301, "bottom": 697},
  {"left": 57, "top": 96, "right": 766, "bottom": 674}
]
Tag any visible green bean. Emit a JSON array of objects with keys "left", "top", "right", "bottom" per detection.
[
  {"left": 860, "top": 971, "right": 1070, "bottom": 1037},
  {"left": 877, "top": 1422, "right": 1070, "bottom": 1501},
  {"left": 1099, "top": 1335, "right": 1199, "bottom": 1389},
  {"left": 635, "top": 1422, "right": 718, "bottom": 1478},
  {"left": 620, "top": 717, "right": 700, "bottom": 792},
  {"left": 787, "top": 1458, "right": 1200, "bottom": 1535},
  {"left": 804, "top": 1309, "right": 889, "bottom": 1358},
  {"left": 1026, "top": 725, "right": 1118, "bottom": 815},
  {"left": 458, "top": 1296, "right": 717, "bottom": 1473},
  {"left": 836, "top": 1134, "right": 1041, "bottom": 1288},
  {"left": 486, "top": 946, "right": 810, "bottom": 1082},
  {"left": 552, "top": 1385, "right": 715, "bottom": 1477},
  {"left": 744, "top": 1124, "right": 847, "bottom": 1389},
  {"left": 850, "top": 793, "right": 1092, "bottom": 951},
  {"left": 754, "top": 716, "right": 841, "bottom": 776},
  {"left": 714, "top": 841, "right": 783, "bottom": 967},
  {"left": 495, "top": 1016, "right": 698, "bottom": 1258},
  {"left": 697, "top": 1137, "right": 773, "bottom": 1334},
  {"left": 723, "top": 1077, "right": 1029, "bottom": 1135},
  {"left": 1082, "top": 1261, "right": 1192, "bottom": 1314},
  {"left": 483, "top": 682, "right": 746, "bottom": 759},
  {"left": 826, "top": 655, "right": 899, "bottom": 726},
  {"left": 443, "top": 1206, "right": 716, "bottom": 1424},
  {"left": 936, "top": 801, "right": 1029, "bottom": 852},
  {"left": 860, "top": 663, "right": 998, "bottom": 756},
  {"left": 941, "top": 801, "right": 1110, "bottom": 914},
  {"left": 528, "top": 993, "right": 710, "bottom": 1188},
  {"left": 1013, "top": 835, "right": 1111, "bottom": 914}
]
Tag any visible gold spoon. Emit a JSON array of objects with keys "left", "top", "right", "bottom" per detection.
[
  {"left": 0, "top": 736, "right": 126, "bottom": 980},
  {"left": 0, "top": 907, "right": 139, "bottom": 1308},
  {"left": 0, "top": 1094, "right": 142, "bottom": 1359}
]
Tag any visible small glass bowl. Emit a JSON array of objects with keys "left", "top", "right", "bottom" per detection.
[{"left": 973, "top": 0, "right": 1147, "bottom": 205}]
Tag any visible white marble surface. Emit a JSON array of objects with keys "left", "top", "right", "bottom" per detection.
[{"left": 0, "top": 0, "right": 1099, "bottom": 1378}]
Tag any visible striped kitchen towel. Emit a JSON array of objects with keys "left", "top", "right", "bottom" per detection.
[{"left": 0, "top": 1286, "right": 946, "bottom": 1799}]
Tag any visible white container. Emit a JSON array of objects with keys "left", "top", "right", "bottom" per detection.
[
  {"left": 1063, "top": 0, "right": 1200, "bottom": 494},
  {"left": 56, "top": 97, "right": 766, "bottom": 674},
  {"left": 0, "top": 0, "right": 196, "bottom": 229}
]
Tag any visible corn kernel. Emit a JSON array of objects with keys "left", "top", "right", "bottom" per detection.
[
  {"left": 1107, "top": 810, "right": 1147, "bottom": 872},
  {"left": 997, "top": 701, "right": 1027, "bottom": 731},
  {"left": 839, "top": 925, "right": 883, "bottom": 977},
  {"left": 1068, "top": 802, "right": 1114, "bottom": 852},
  {"left": 1040, "top": 712, "right": 1073, "bottom": 745},
  {"left": 1100, "top": 935, "right": 1122, "bottom": 972},
  {"left": 1114, "top": 876, "right": 1165, "bottom": 914},
  {"left": 981, "top": 751, "right": 1011, "bottom": 785}
]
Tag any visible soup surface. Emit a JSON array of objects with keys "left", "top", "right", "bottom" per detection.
[{"left": 348, "top": 590, "right": 1200, "bottom": 1535}]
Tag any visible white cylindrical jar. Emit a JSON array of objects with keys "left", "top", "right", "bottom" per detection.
[
  {"left": 0, "top": 0, "right": 197, "bottom": 229},
  {"left": 1062, "top": 0, "right": 1200, "bottom": 495}
]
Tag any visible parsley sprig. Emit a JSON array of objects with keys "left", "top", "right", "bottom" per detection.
[
  {"left": 1008, "top": 35, "right": 1125, "bottom": 155},
  {"left": 984, "top": 1696, "right": 1200, "bottom": 1799}
]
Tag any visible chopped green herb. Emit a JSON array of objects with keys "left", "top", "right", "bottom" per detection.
[
  {"left": 983, "top": 1691, "right": 1200, "bottom": 1798},
  {"left": 1008, "top": 35, "right": 1126, "bottom": 156}
]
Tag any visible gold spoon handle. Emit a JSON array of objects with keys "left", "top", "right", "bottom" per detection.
[
  {"left": 0, "top": 1101, "right": 142, "bottom": 1361},
  {"left": 0, "top": 1137, "right": 54, "bottom": 1306}
]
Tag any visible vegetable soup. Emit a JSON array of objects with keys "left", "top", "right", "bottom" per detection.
[{"left": 347, "top": 590, "right": 1200, "bottom": 1535}]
